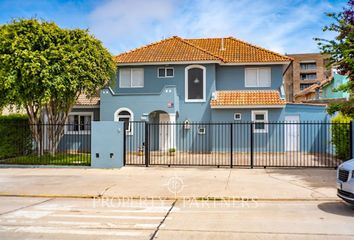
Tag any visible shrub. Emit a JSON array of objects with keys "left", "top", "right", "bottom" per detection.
[
  {"left": 0, "top": 114, "right": 32, "bottom": 159},
  {"left": 331, "top": 114, "right": 352, "bottom": 160}
]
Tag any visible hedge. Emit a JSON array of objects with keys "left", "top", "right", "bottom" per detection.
[
  {"left": 331, "top": 114, "right": 352, "bottom": 160},
  {"left": 0, "top": 114, "right": 32, "bottom": 159}
]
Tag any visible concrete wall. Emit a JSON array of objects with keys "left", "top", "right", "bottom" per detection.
[{"left": 91, "top": 121, "right": 124, "bottom": 168}]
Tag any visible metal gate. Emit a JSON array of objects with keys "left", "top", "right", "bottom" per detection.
[{"left": 124, "top": 121, "right": 352, "bottom": 168}]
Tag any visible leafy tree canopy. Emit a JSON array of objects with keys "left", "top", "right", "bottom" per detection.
[
  {"left": 0, "top": 18, "right": 116, "bottom": 155},
  {"left": 315, "top": 0, "right": 354, "bottom": 117},
  {"left": 0, "top": 18, "right": 116, "bottom": 120}
]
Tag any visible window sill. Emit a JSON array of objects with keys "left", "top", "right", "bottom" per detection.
[
  {"left": 65, "top": 131, "right": 91, "bottom": 135},
  {"left": 185, "top": 99, "right": 206, "bottom": 103}
]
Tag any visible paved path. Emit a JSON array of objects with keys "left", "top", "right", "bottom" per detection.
[
  {"left": 0, "top": 196, "right": 353, "bottom": 240},
  {"left": 0, "top": 167, "right": 337, "bottom": 200}
]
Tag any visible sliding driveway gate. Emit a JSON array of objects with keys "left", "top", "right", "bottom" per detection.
[{"left": 124, "top": 121, "right": 352, "bottom": 168}]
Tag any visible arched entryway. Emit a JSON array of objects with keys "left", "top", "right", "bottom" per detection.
[{"left": 148, "top": 110, "right": 176, "bottom": 151}]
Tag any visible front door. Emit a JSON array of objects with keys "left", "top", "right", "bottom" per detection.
[
  {"left": 285, "top": 115, "right": 300, "bottom": 151},
  {"left": 159, "top": 114, "right": 170, "bottom": 151}
]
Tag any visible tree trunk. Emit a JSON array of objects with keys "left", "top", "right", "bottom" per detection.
[
  {"left": 26, "top": 104, "right": 43, "bottom": 157},
  {"left": 45, "top": 101, "right": 71, "bottom": 157}
]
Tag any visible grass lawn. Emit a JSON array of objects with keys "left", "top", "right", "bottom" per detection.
[{"left": 0, "top": 153, "right": 91, "bottom": 166}]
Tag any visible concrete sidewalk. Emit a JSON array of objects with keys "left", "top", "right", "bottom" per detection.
[{"left": 0, "top": 167, "right": 338, "bottom": 200}]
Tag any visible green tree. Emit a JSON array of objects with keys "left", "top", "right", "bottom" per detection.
[
  {"left": 0, "top": 19, "right": 116, "bottom": 156},
  {"left": 315, "top": 0, "right": 353, "bottom": 118}
]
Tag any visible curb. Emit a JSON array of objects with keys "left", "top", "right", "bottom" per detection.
[{"left": 0, "top": 193, "right": 340, "bottom": 202}]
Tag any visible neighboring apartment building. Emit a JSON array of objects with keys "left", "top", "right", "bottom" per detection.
[{"left": 284, "top": 53, "right": 331, "bottom": 102}]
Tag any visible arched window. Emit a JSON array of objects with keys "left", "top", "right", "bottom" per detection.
[
  {"left": 114, "top": 108, "right": 134, "bottom": 135},
  {"left": 185, "top": 65, "right": 206, "bottom": 102}
]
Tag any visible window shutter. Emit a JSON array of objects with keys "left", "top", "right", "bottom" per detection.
[
  {"left": 120, "top": 69, "right": 131, "bottom": 88},
  {"left": 132, "top": 68, "right": 144, "bottom": 87},
  {"left": 245, "top": 68, "right": 258, "bottom": 87},
  {"left": 258, "top": 68, "right": 271, "bottom": 87}
]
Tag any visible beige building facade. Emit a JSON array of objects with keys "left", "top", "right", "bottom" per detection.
[{"left": 284, "top": 53, "right": 331, "bottom": 102}]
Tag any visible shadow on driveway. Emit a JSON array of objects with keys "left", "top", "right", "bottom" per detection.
[
  {"left": 265, "top": 168, "right": 336, "bottom": 189},
  {"left": 318, "top": 201, "right": 354, "bottom": 217}
]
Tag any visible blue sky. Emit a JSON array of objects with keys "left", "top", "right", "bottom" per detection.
[{"left": 0, "top": 0, "right": 348, "bottom": 55}]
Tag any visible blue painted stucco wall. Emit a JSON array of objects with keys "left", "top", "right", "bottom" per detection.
[
  {"left": 322, "top": 73, "right": 350, "bottom": 99},
  {"left": 102, "top": 64, "right": 285, "bottom": 123},
  {"left": 102, "top": 64, "right": 217, "bottom": 122},
  {"left": 91, "top": 121, "right": 124, "bottom": 168},
  {"left": 99, "top": 62, "right": 332, "bottom": 154},
  {"left": 215, "top": 65, "right": 283, "bottom": 90}
]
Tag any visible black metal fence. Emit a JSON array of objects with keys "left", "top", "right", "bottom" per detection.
[
  {"left": 0, "top": 123, "right": 91, "bottom": 166},
  {"left": 125, "top": 121, "right": 352, "bottom": 168}
]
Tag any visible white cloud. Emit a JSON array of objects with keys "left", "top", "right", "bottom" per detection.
[{"left": 88, "top": 0, "right": 344, "bottom": 55}]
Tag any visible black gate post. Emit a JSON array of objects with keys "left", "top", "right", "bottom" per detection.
[
  {"left": 230, "top": 123, "right": 233, "bottom": 168},
  {"left": 145, "top": 122, "right": 150, "bottom": 167},
  {"left": 123, "top": 122, "right": 126, "bottom": 166},
  {"left": 250, "top": 122, "right": 254, "bottom": 169}
]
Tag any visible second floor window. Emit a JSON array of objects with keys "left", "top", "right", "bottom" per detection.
[
  {"left": 185, "top": 65, "right": 206, "bottom": 102},
  {"left": 245, "top": 68, "right": 271, "bottom": 87},
  {"left": 120, "top": 68, "right": 144, "bottom": 88},
  {"left": 158, "top": 67, "right": 174, "bottom": 78}
]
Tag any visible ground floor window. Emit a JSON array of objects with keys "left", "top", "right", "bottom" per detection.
[
  {"left": 251, "top": 110, "right": 268, "bottom": 133},
  {"left": 114, "top": 108, "right": 134, "bottom": 135},
  {"left": 66, "top": 112, "right": 93, "bottom": 134}
]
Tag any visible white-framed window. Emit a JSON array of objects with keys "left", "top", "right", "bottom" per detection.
[
  {"left": 119, "top": 68, "right": 144, "bottom": 88},
  {"left": 198, "top": 127, "right": 206, "bottom": 135},
  {"left": 252, "top": 110, "right": 268, "bottom": 133},
  {"left": 245, "top": 68, "right": 271, "bottom": 87},
  {"left": 66, "top": 112, "right": 93, "bottom": 135},
  {"left": 114, "top": 108, "right": 134, "bottom": 135},
  {"left": 185, "top": 65, "right": 206, "bottom": 102},
  {"left": 234, "top": 113, "right": 242, "bottom": 121},
  {"left": 158, "top": 67, "right": 174, "bottom": 78}
]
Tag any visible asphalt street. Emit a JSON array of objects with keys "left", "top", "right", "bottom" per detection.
[{"left": 0, "top": 196, "right": 353, "bottom": 239}]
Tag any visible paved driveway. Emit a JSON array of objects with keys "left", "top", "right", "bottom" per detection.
[{"left": 0, "top": 197, "right": 353, "bottom": 240}]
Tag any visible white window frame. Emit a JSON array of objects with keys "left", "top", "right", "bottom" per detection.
[
  {"left": 157, "top": 67, "right": 174, "bottom": 78},
  {"left": 114, "top": 107, "right": 134, "bottom": 135},
  {"left": 251, "top": 110, "right": 268, "bottom": 133},
  {"left": 245, "top": 67, "right": 271, "bottom": 87},
  {"left": 119, "top": 68, "right": 144, "bottom": 88},
  {"left": 65, "top": 112, "right": 93, "bottom": 135},
  {"left": 234, "top": 113, "right": 242, "bottom": 121},
  {"left": 198, "top": 127, "right": 206, "bottom": 135},
  {"left": 185, "top": 65, "right": 206, "bottom": 102}
]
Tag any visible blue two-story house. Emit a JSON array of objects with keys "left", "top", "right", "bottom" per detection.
[{"left": 92, "top": 36, "right": 328, "bottom": 153}]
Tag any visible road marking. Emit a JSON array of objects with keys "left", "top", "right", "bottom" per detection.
[
  {"left": 51, "top": 214, "right": 166, "bottom": 220},
  {"left": 0, "top": 226, "right": 142, "bottom": 237},
  {"left": 134, "top": 223, "right": 163, "bottom": 229},
  {"left": 3, "top": 210, "right": 53, "bottom": 219}
]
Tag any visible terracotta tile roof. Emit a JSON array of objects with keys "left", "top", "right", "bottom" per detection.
[
  {"left": 114, "top": 36, "right": 292, "bottom": 64},
  {"left": 294, "top": 78, "right": 331, "bottom": 98},
  {"left": 185, "top": 37, "right": 291, "bottom": 63},
  {"left": 210, "top": 90, "right": 286, "bottom": 107},
  {"left": 114, "top": 36, "right": 221, "bottom": 63},
  {"left": 75, "top": 94, "right": 100, "bottom": 106}
]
